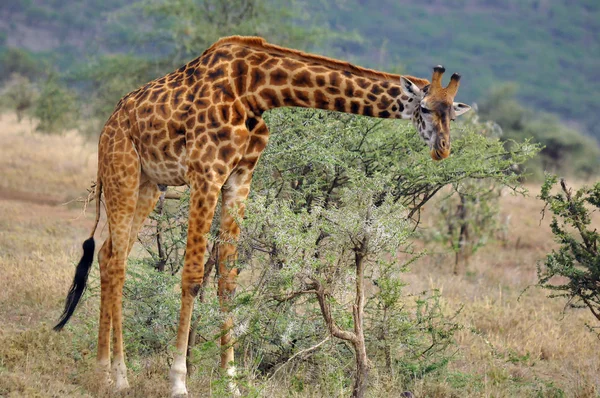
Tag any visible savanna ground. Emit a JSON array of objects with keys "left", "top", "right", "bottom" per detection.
[{"left": 0, "top": 112, "right": 599, "bottom": 397}]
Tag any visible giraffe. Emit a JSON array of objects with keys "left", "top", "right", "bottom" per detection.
[{"left": 54, "top": 36, "right": 471, "bottom": 396}]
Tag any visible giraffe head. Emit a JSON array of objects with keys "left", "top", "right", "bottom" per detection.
[{"left": 400, "top": 66, "right": 471, "bottom": 160}]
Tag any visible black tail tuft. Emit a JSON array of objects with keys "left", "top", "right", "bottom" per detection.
[{"left": 54, "top": 237, "right": 95, "bottom": 331}]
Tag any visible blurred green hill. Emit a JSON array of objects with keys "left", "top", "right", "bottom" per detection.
[{"left": 314, "top": 0, "right": 600, "bottom": 142}]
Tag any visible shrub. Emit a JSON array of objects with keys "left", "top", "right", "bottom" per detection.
[
  {"left": 137, "top": 108, "right": 539, "bottom": 395},
  {"left": 538, "top": 176, "right": 600, "bottom": 327},
  {"left": 121, "top": 260, "right": 181, "bottom": 356}
]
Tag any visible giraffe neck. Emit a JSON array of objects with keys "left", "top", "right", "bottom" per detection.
[
  {"left": 201, "top": 42, "right": 424, "bottom": 119},
  {"left": 243, "top": 64, "right": 417, "bottom": 119}
]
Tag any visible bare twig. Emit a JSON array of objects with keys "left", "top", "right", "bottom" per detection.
[
  {"left": 267, "top": 336, "right": 330, "bottom": 381},
  {"left": 270, "top": 288, "right": 317, "bottom": 303}
]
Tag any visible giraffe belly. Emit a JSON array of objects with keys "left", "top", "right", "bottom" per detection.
[{"left": 138, "top": 147, "right": 189, "bottom": 187}]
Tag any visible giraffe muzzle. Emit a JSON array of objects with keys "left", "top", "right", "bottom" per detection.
[{"left": 430, "top": 148, "right": 450, "bottom": 161}]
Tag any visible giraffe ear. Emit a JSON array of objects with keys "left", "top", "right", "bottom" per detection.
[
  {"left": 452, "top": 102, "right": 471, "bottom": 117},
  {"left": 399, "top": 76, "right": 422, "bottom": 99}
]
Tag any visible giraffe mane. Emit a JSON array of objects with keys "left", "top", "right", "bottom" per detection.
[{"left": 203, "top": 36, "right": 431, "bottom": 89}]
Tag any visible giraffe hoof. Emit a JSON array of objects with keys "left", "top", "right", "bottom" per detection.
[
  {"left": 226, "top": 366, "right": 241, "bottom": 397},
  {"left": 114, "top": 377, "right": 130, "bottom": 392},
  {"left": 171, "top": 389, "right": 188, "bottom": 398},
  {"left": 96, "top": 363, "right": 113, "bottom": 388},
  {"left": 112, "top": 360, "right": 130, "bottom": 391},
  {"left": 229, "top": 383, "right": 241, "bottom": 397},
  {"left": 170, "top": 372, "right": 188, "bottom": 397}
]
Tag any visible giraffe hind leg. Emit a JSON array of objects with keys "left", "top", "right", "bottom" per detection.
[
  {"left": 216, "top": 119, "right": 267, "bottom": 380},
  {"left": 101, "top": 194, "right": 137, "bottom": 390},
  {"left": 96, "top": 132, "right": 142, "bottom": 391},
  {"left": 96, "top": 236, "right": 113, "bottom": 385},
  {"left": 102, "top": 177, "right": 161, "bottom": 391},
  {"left": 95, "top": 178, "right": 161, "bottom": 391},
  {"left": 113, "top": 179, "right": 161, "bottom": 389}
]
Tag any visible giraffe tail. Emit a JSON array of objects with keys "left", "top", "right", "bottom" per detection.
[{"left": 53, "top": 179, "right": 103, "bottom": 331}]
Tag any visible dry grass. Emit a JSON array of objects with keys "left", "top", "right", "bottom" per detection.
[
  {"left": 0, "top": 113, "right": 97, "bottom": 203},
  {"left": 402, "top": 188, "right": 600, "bottom": 397},
  {"left": 0, "top": 115, "right": 99, "bottom": 396},
  {"left": 1, "top": 112, "right": 599, "bottom": 397}
]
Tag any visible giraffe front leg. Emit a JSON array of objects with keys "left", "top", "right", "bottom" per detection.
[
  {"left": 170, "top": 177, "right": 222, "bottom": 397},
  {"left": 218, "top": 242, "right": 241, "bottom": 396},
  {"left": 218, "top": 165, "right": 255, "bottom": 385},
  {"left": 99, "top": 160, "right": 141, "bottom": 393}
]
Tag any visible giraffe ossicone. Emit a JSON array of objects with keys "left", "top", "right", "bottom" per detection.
[{"left": 54, "top": 35, "right": 470, "bottom": 396}]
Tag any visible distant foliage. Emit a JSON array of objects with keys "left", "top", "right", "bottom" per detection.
[
  {"left": 0, "top": 47, "right": 44, "bottom": 82},
  {"left": 72, "top": 54, "right": 158, "bottom": 127},
  {"left": 34, "top": 74, "right": 76, "bottom": 134},
  {"left": 313, "top": 0, "right": 600, "bottom": 142},
  {"left": 3, "top": 0, "right": 598, "bottom": 173},
  {"left": 538, "top": 176, "right": 600, "bottom": 327},
  {"left": 0, "top": 73, "right": 38, "bottom": 121},
  {"left": 65, "top": 0, "right": 328, "bottom": 129},
  {"left": 141, "top": 0, "right": 321, "bottom": 67},
  {"left": 478, "top": 84, "right": 600, "bottom": 179}
]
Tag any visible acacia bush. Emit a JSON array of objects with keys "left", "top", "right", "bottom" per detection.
[
  {"left": 121, "top": 260, "right": 182, "bottom": 356},
  {"left": 538, "top": 176, "right": 600, "bottom": 328},
  {"left": 131, "top": 107, "right": 539, "bottom": 396}
]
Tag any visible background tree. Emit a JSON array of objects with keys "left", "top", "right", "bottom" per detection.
[
  {"left": 426, "top": 112, "right": 507, "bottom": 274},
  {"left": 141, "top": 0, "right": 321, "bottom": 67},
  {"left": 0, "top": 73, "right": 37, "bottom": 122},
  {"left": 33, "top": 74, "right": 76, "bottom": 134}
]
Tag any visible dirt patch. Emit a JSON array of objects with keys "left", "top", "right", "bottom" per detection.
[{"left": 0, "top": 188, "right": 64, "bottom": 207}]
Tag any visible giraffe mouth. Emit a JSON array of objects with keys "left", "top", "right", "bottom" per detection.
[{"left": 430, "top": 148, "right": 450, "bottom": 161}]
